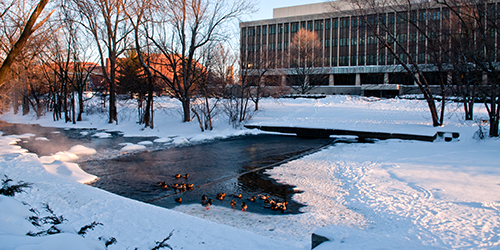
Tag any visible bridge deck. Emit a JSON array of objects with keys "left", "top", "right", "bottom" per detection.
[{"left": 245, "top": 125, "right": 459, "bottom": 142}]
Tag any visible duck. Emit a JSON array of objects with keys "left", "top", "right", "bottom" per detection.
[
  {"left": 171, "top": 183, "right": 179, "bottom": 190},
  {"left": 275, "top": 201, "right": 288, "bottom": 211},
  {"left": 183, "top": 173, "right": 189, "bottom": 179},
  {"left": 241, "top": 202, "right": 248, "bottom": 211},
  {"left": 157, "top": 182, "right": 168, "bottom": 189},
  {"left": 247, "top": 196, "right": 256, "bottom": 202},
  {"left": 203, "top": 198, "right": 213, "bottom": 210},
  {"left": 258, "top": 194, "right": 269, "bottom": 200},
  {"left": 175, "top": 174, "right": 181, "bottom": 179},
  {"left": 186, "top": 183, "right": 194, "bottom": 189},
  {"left": 175, "top": 197, "right": 182, "bottom": 203},
  {"left": 201, "top": 194, "right": 207, "bottom": 202},
  {"left": 177, "top": 183, "right": 186, "bottom": 192},
  {"left": 216, "top": 192, "right": 226, "bottom": 200},
  {"left": 233, "top": 194, "right": 243, "bottom": 199},
  {"left": 230, "top": 199, "right": 237, "bottom": 209}
]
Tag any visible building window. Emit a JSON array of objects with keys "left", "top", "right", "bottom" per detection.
[
  {"left": 308, "top": 22, "right": 313, "bottom": 31},
  {"left": 291, "top": 23, "right": 299, "bottom": 32},
  {"left": 257, "top": 27, "right": 261, "bottom": 36},
  {"left": 340, "top": 38, "right": 348, "bottom": 46},
  {"left": 278, "top": 43, "right": 282, "bottom": 50},
  {"left": 278, "top": 25, "right": 283, "bottom": 34},
  {"left": 431, "top": 10, "right": 440, "bottom": 20},
  {"left": 242, "top": 28, "right": 246, "bottom": 37},
  {"left": 378, "top": 54, "right": 385, "bottom": 65},
  {"left": 359, "top": 37, "right": 365, "bottom": 45},
  {"left": 341, "top": 19, "right": 349, "bottom": 28},
  {"left": 397, "top": 13, "right": 408, "bottom": 23},
  {"left": 332, "top": 19, "right": 338, "bottom": 29},
  {"left": 332, "top": 38, "right": 338, "bottom": 46},
  {"left": 339, "top": 56, "right": 348, "bottom": 66},
  {"left": 284, "top": 42, "right": 289, "bottom": 50},
  {"left": 359, "top": 55, "right": 365, "bottom": 65},
  {"left": 325, "top": 39, "right": 330, "bottom": 47},
  {"left": 268, "top": 25, "right": 276, "bottom": 34},
  {"left": 325, "top": 20, "right": 331, "bottom": 30},
  {"left": 315, "top": 21, "right": 323, "bottom": 31},
  {"left": 248, "top": 28, "right": 255, "bottom": 36},
  {"left": 262, "top": 26, "right": 267, "bottom": 35},
  {"left": 284, "top": 24, "right": 289, "bottom": 33},
  {"left": 367, "top": 35, "right": 376, "bottom": 45}
]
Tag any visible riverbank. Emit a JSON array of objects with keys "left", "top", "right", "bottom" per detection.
[{"left": 1, "top": 96, "right": 499, "bottom": 249}]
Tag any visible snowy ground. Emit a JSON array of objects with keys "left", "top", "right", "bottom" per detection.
[{"left": 1, "top": 95, "right": 499, "bottom": 249}]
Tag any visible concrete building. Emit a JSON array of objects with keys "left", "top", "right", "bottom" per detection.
[{"left": 239, "top": 0, "right": 498, "bottom": 96}]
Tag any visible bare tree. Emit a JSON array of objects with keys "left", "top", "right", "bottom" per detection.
[
  {"left": 123, "top": 0, "right": 157, "bottom": 128},
  {"left": 347, "top": 0, "right": 449, "bottom": 126},
  {"left": 0, "top": 0, "right": 53, "bottom": 87},
  {"left": 287, "top": 28, "right": 325, "bottom": 95},
  {"left": 148, "top": 0, "right": 254, "bottom": 122},
  {"left": 74, "top": 0, "right": 131, "bottom": 124}
]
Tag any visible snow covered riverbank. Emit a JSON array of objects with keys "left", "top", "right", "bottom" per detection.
[{"left": 1, "top": 96, "right": 499, "bottom": 249}]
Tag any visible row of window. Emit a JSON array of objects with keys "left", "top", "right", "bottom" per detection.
[
  {"left": 241, "top": 52, "right": 437, "bottom": 67},
  {"left": 242, "top": 33, "right": 432, "bottom": 52},
  {"left": 242, "top": 8, "right": 455, "bottom": 37}
]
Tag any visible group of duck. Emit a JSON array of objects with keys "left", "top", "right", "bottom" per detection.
[
  {"left": 198, "top": 193, "right": 288, "bottom": 212},
  {"left": 156, "top": 173, "right": 194, "bottom": 193},
  {"left": 161, "top": 173, "right": 288, "bottom": 212}
]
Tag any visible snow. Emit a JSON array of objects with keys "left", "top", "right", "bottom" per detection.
[{"left": 1, "top": 95, "right": 499, "bottom": 249}]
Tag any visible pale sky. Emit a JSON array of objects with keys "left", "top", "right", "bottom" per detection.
[{"left": 243, "top": 0, "right": 328, "bottom": 21}]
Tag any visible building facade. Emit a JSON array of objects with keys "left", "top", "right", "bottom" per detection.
[{"left": 240, "top": 0, "right": 499, "bottom": 95}]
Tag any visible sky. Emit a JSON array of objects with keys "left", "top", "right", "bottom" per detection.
[{"left": 243, "top": 0, "right": 328, "bottom": 21}]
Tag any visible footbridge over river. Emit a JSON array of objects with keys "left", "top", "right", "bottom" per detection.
[{"left": 244, "top": 125, "right": 460, "bottom": 142}]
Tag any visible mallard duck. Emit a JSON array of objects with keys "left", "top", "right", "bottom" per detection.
[
  {"left": 216, "top": 192, "right": 226, "bottom": 200},
  {"left": 230, "top": 199, "right": 237, "bottom": 209},
  {"left": 201, "top": 194, "right": 207, "bottom": 202},
  {"left": 177, "top": 183, "right": 186, "bottom": 192},
  {"left": 247, "top": 196, "right": 256, "bottom": 202},
  {"left": 241, "top": 202, "right": 247, "bottom": 211},
  {"left": 186, "top": 183, "right": 194, "bottom": 189},
  {"left": 175, "top": 197, "right": 182, "bottom": 203},
  {"left": 175, "top": 174, "right": 181, "bottom": 179},
  {"left": 183, "top": 173, "right": 189, "bottom": 179},
  {"left": 157, "top": 182, "right": 168, "bottom": 189},
  {"left": 258, "top": 194, "right": 269, "bottom": 200},
  {"left": 233, "top": 194, "right": 242, "bottom": 199},
  {"left": 202, "top": 198, "right": 213, "bottom": 210}
]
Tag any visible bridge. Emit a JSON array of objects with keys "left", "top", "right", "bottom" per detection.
[{"left": 244, "top": 125, "right": 459, "bottom": 142}]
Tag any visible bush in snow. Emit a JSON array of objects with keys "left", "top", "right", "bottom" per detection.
[{"left": 0, "top": 175, "right": 31, "bottom": 197}]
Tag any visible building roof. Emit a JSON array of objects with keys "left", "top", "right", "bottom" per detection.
[{"left": 272, "top": 1, "right": 352, "bottom": 19}]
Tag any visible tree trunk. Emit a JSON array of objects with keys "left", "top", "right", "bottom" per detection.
[
  {"left": 77, "top": 91, "right": 84, "bottom": 121},
  {"left": 108, "top": 66, "right": 117, "bottom": 124},
  {"left": 182, "top": 98, "right": 191, "bottom": 122},
  {"left": 204, "top": 95, "right": 212, "bottom": 130}
]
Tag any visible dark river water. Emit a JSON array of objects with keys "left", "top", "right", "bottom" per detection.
[{"left": 0, "top": 121, "right": 334, "bottom": 214}]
